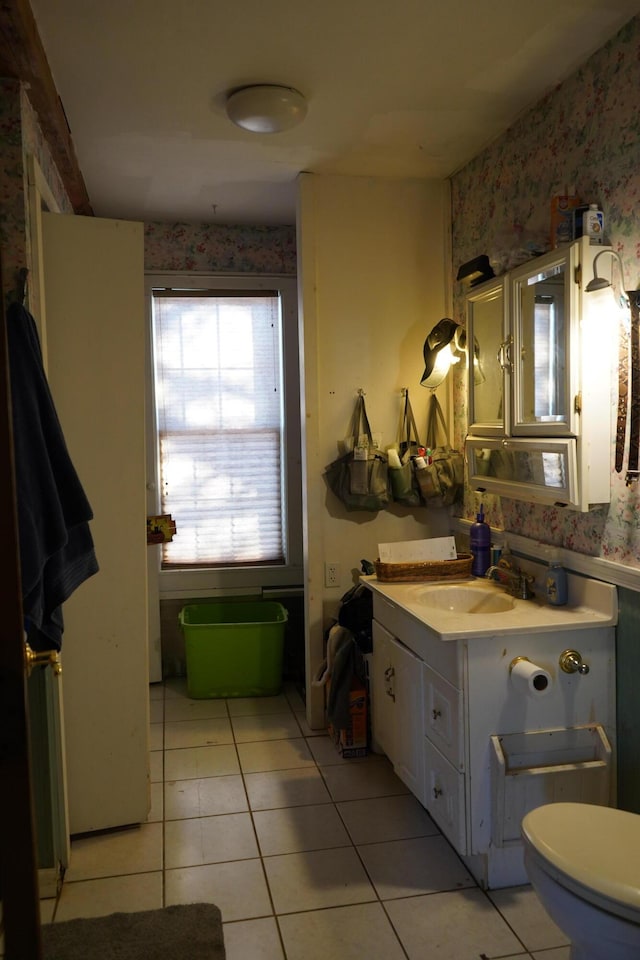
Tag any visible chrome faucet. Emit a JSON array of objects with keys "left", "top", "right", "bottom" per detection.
[{"left": 485, "top": 557, "right": 535, "bottom": 600}]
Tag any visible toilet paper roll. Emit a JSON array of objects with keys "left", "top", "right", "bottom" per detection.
[{"left": 510, "top": 657, "right": 552, "bottom": 696}]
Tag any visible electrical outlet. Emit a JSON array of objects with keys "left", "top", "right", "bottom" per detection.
[{"left": 325, "top": 561, "right": 340, "bottom": 587}]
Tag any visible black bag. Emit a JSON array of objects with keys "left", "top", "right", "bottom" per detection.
[
  {"left": 338, "top": 584, "right": 373, "bottom": 654},
  {"left": 414, "top": 394, "right": 464, "bottom": 507},
  {"left": 388, "top": 389, "right": 422, "bottom": 506},
  {"left": 324, "top": 393, "right": 390, "bottom": 512}
]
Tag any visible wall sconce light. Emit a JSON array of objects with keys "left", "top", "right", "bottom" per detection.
[
  {"left": 584, "top": 247, "right": 636, "bottom": 480},
  {"left": 585, "top": 248, "right": 630, "bottom": 305},
  {"left": 456, "top": 255, "right": 495, "bottom": 288},
  {"left": 225, "top": 84, "right": 307, "bottom": 133},
  {"left": 420, "top": 318, "right": 463, "bottom": 389}
]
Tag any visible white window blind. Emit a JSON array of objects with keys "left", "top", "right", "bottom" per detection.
[{"left": 152, "top": 290, "right": 285, "bottom": 567}]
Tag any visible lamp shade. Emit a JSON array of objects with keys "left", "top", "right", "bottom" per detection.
[
  {"left": 421, "top": 318, "right": 460, "bottom": 388},
  {"left": 225, "top": 85, "right": 307, "bottom": 133}
]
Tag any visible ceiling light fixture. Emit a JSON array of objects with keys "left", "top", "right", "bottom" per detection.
[{"left": 225, "top": 84, "right": 307, "bottom": 134}]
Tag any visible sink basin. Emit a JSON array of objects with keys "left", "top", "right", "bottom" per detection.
[{"left": 414, "top": 584, "right": 515, "bottom": 613}]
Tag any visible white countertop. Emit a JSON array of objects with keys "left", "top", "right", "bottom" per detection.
[{"left": 362, "top": 569, "right": 618, "bottom": 640}]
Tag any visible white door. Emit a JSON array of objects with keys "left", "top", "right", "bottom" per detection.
[{"left": 41, "top": 212, "right": 150, "bottom": 834}]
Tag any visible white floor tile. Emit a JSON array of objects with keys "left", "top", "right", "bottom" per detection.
[
  {"left": 532, "top": 949, "right": 571, "bottom": 959},
  {"left": 164, "top": 744, "right": 240, "bottom": 780},
  {"left": 237, "top": 737, "right": 315, "bottom": 774},
  {"left": 319, "top": 756, "right": 409, "bottom": 802},
  {"left": 263, "top": 846, "right": 376, "bottom": 913},
  {"left": 337, "top": 794, "right": 439, "bottom": 844},
  {"left": 149, "top": 699, "right": 164, "bottom": 723},
  {"left": 164, "top": 717, "right": 234, "bottom": 749},
  {"left": 279, "top": 902, "right": 408, "bottom": 960},
  {"left": 385, "top": 888, "right": 524, "bottom": 960},
  {"left": 165, "top": 859, "right": 272, "bottom": 922},
  {"left": 489, "top": 883, "right": 570, "bottom": 951},
  {"left": 164, "top": 812, "right": 259, "bottom": 868},
  {"left": 164, "top": 697, "right": 229, "bottom": 722},
  {"left": 283, "top": 682, "right": 306, "bottom": 712},
  {"left": 54, "top": 872, "right": 162, "bottom": 921},
  {"left": 253, "top": 803, "right": 351, "bottom": 856},
  {"left": 227, "top": 695, "right": 293, "bottom": 716},
  {"left": 147, "top": 781, "right": 164, "bottom": 822},
  {"left": 244, "top": 767, "right": 332, "bottom": 810},
  {"left": 149, "top": 750, "right": 163, "bottom": 783},
  {"left": 165, "top": 775, "right": 248, "bottom": 820},
  {"left": 307, "top": 735, "right": 353, "bottom": 765},
  {"left": 358, "top": 835, "right": 475, "bottom": 900},
  {"left": 149, "top": 722, "right": 164, "bottom": 751},
  {"left": 65, "top": 823, "right": 163, "bottom": 882},
  {"left": 164, "top": 677, "right": 189, "bottom": 699},
  {"left": 231, "top": 713, "right": 302, "bottom": 743},
  {"left": 223, "top": 917, "right": 285, "bottom": 960}
]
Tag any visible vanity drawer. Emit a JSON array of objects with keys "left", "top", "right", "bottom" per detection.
[
  {"left": 371, "top": 593, "right": 460, "bottom": 686},
  {"left": 423, "top": 664, "right": 465, "bottom": 771},
  {"left": 424, "top": 738, "right": 468, "bottom": 854}
]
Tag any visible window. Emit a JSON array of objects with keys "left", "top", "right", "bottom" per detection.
[{"left": 146, "top": 274, "right": 302, "bottom": 593}]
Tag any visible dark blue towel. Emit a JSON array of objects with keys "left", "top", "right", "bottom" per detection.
[{"left": 6, "top": 302, "right": 98, "bottom": 652}]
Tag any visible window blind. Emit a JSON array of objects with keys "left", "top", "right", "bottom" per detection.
[{"left": 152, "top": 291, "right": 285, "bottom": 567}]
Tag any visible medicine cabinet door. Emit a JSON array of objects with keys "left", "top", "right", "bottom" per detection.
[
  {"left": 467, "top": 277, "right": 509, "bottom": 437},
  {"left": 510, "top": 246, "right": 578, "bottom": 437}
]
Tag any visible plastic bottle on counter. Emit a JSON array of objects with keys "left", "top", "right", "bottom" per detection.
[
  {"left": 546, "top": 552, "right": 568, "bottom": 606},
  {"left": 470, "top": 505, "right": 491, "bottom": 577},
  {"left": 583, "top": 204, "right": 604, "bottom": 244}
]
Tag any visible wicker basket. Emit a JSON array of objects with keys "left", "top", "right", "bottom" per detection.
[{"left": 374, "top": 552, "right": 473, "bottom": 583}]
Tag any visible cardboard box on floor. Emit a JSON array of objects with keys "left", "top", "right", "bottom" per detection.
[{"left": 327, "top": 678, "right": 368, "bottom": 758}]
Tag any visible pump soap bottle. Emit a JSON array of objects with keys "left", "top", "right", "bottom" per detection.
[
  {"left": 546, "top": 551, "right": 568, "bottom": 606},
  {"left": 470, "top": 505, "right": 491, "bottom": 577}
]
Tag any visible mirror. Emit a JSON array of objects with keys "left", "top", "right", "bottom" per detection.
[
  {"left": 467, "top": 279, "right": 506, "bottom": 432},
  {"left": 512, "top": 256, "right": 570, "bottom": 433}
]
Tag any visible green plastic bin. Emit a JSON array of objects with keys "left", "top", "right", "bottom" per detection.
[{"left": 179, "top": 601, "right": 288, "bottom": 699}]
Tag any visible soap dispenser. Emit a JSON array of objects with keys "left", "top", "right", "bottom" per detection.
[
  {"left": 546, "top": 551, "right": 568, "bottom": 606},
  {"left": 470, "top": 505, "right": 491, "bottom": 577}
]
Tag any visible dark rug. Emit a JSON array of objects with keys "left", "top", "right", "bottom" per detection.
[{"left": 41, "top": 902, "right": 225, "bottom": 959}]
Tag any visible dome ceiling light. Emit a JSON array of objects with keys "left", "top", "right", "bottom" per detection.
[{"left": 225, "top": 84, "right": 308, "bottom": 134}]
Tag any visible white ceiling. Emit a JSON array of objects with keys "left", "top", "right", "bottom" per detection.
[{"left": 30, "top": 0, "right": 639, "bottom": 225}]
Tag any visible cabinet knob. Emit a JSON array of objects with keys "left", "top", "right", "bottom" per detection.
[
  {"left": 384, "top": 667, "right": 395, "bottom": 681},
  {"left": 432, "top": 708, "right": 442, "bottom": 720},
  {"left": 385, "top": 688, "right": 396, "bottom": 701},
  {"left": 433, "top": 786, "right": 443, "bottom": 799}
]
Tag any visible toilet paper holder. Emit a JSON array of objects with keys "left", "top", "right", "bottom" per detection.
[{"left": 559, "top": 649, "right": 590, "bottom": 675}]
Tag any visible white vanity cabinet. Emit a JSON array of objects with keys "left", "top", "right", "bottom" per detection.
[
  {"left": 368, "top": 575, "right": 617, "bottom": 889},
  {"left": 371, "top": 620, "right": 424, "bottom": 802}
]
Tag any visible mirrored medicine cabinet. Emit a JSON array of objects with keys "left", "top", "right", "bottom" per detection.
[{"left": 465, "top": 237, "right": 613, "bottom": 511}]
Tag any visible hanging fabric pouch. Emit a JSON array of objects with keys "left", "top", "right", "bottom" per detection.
[
  {"left": 415, "top": 394, "right": 464, "bottom": 507},
  {"left": 388, "top": 389, "right": 422, "bottom": 506},
  {"left": 324, "top": 392, "right": 390, "bottom": 511}
]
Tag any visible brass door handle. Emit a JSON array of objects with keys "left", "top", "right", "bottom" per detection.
[{"left": 24, "top": 642, "right": 62, "bottom": 677}]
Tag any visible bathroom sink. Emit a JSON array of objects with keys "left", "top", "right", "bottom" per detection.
[{"left": 414, "top": 583, "right": 516, "bottom": 613}]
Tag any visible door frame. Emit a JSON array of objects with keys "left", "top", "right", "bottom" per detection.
[{"left": 0, "top": 255, "right": 43, "bottom": 956}]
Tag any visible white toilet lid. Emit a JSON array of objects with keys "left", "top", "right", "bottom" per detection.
[{"left": 522, "top": 803, "right": 640, "bottom": 919}]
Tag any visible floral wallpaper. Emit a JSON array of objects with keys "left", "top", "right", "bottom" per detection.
[
  {"left": 0, "top": 80, "right": 73, "bottom": 305},
  {"left": 0, "top": 80, "right": 29, "bottom": 303},
  {"left": 144, "top": 222, "right": 296, "bottom": 274},
  {"left": 450, "top": 14, "right": 640, "bottom": 567}
]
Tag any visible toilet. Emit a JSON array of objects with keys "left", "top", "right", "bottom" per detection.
[{"left": 521, "top": 802, "right": 640, "bottom": 960}]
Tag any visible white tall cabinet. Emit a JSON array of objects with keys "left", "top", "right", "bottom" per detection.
[{"left": 41, "top": 212, "right": 150, "bottom": 834}]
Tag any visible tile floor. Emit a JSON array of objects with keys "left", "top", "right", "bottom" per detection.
[{"left": 33, "top": 680, "right": 570, "bottom": 959}]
